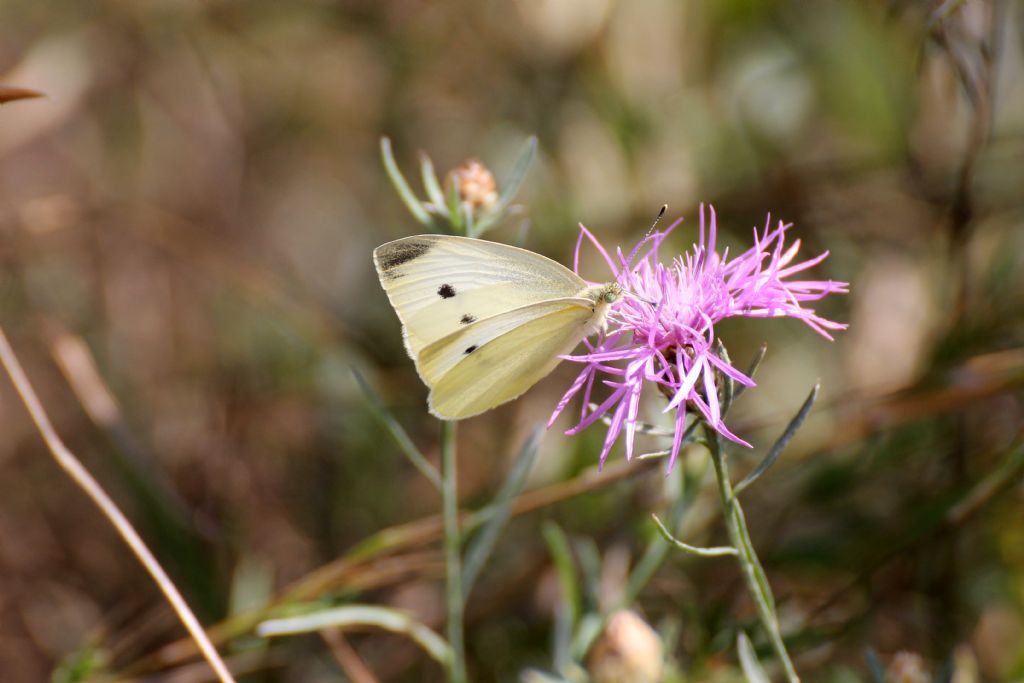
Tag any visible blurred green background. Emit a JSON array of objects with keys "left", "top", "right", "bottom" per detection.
[{"left": 1, "top": 1, "right": 1022, "bottom": 681}]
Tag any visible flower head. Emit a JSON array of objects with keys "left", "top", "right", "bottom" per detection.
[
  {"left": 445, "top": 158, "right": 499, "bottom": 212},
  {"left": 549, "top": 205, "right": 848, "bottom": 470}
]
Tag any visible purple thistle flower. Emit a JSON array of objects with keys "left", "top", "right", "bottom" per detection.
[{"left": 549, "top": 205, "right": 849, "bottom": 471}]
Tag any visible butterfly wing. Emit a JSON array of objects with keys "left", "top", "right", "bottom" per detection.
[
  {"left": 373, "top": 235, "right": 587, "bottom": 357},
  {"left": 417, "top": 298, "right": 598, "bottom": 419}
]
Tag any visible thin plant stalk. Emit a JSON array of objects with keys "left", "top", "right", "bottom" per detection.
[
  {"left": 441, "top": 421, "right": 467, "bottom": 683},
  {"left": 0, "top": 326, "right": 237, "bottom": 683},
  {"left": 706, "top": 427, "right": 800, "bottom": 683}
]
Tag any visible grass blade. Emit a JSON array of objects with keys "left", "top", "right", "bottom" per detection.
[
  {"left": 542, "top": 521, "right": 579, "bottom": 672},
  {"left": 462, "top": 426, "right": 543, "bottom": 593},
  {"left": 865, "top": 648, "right": 887, "bottom": 683},
  {"left": 258, "top": 605, "right": 451, "bottom": 666},
  {"left": 352, "top": 367, "right": 441, "bottom": 491},
  {"left": 737, "top": 632, "right": 770, "bottom": 683}
]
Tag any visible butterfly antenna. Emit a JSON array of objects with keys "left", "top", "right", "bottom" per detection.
[
  {"left": 625, "top": 290, "right": 657, "bottom": 307},
  {"left": 645, "top": 204, "right": 668, "bottom": 241},
  {"left": 626, "top": 204, "right": 668, "bottom": 266},
  {"left": 617, "top": 204, "right": 669, "bottom": 308}
]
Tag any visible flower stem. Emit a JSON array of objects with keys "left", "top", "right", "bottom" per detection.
[
  {"left": 706, "top": 428, "right": 800, "bottom": 683},
  {"left": 441, "top": 421, "right": 467, "bottom": 683}
]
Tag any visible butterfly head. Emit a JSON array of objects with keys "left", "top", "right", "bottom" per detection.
[
  {"left": 599, "top": 282, "right": 623, "bottom": 304},
  {"left": 594, "top": 282, "right": 654, "bottom": 308}
]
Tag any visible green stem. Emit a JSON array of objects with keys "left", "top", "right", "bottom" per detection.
[
  {"left": 441, "top": 421, "right": 467, "bottom": 683},
  {"left": 707, "top": 428, "right": 800, "bottom": 683}
]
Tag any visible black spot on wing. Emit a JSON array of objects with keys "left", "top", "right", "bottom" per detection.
[
  {"left": 438, "top": 284, "right": 456, "bottom": 299},
  {"left": 464, "top": 345, "right": 477, "bottom": 354},
  {"left": 460, "top": 314, "right": 476, "bottom": 325},
  {"left": 376, "top": 239, "right": 432, "bottom": 278}
]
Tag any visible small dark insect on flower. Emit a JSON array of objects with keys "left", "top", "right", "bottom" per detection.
[{"left": 445, "top": 159, "right": 498, "bottom": 212}]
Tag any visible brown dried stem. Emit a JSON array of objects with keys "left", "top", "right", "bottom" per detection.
[{"left": 0, "top": 326, "right": 237, "bottom": 683}]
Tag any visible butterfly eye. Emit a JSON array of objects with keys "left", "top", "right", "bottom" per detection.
[{"left": 604, "top": 292, "right": 618, "bottom": 303}]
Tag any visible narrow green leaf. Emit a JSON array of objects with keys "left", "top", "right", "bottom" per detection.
[
  {"left": 865, "top": 648, "right": 887, "bottom": 683},
  {"left": 946, "top": 439, "right": 1024, "bottom": 524},
  {"left": 636, "top": 449, "right": 670, "bottom": 460},
  {"left": 257, "top": 605, "right": 451, "bottom": 666},
  {"left": 542, "top": 522, "right": 579, "bottom": 672},
  {"left": 574, "top": 537, "right": 603, "bottom": 612},
  {"left": 474, "top": 136, "right": 537, "bottom": 235},
  {"left": 352, "top": 367, "right": 442, "bottom": 491},
  {"left": 514, "top": 218, "right": 532, "bottom": 247},
  {"left": 463, "top": 201, "right": 475, "bottom": 238},
  {"left": 552, "top": 600, "right": 574, "bottom": 676},
  {"left": 572, "top": 613, "right": 604, "bottom": 664},
  {"left": 52, "top": 644, "right": 108, "bottom": 683},
  {"left": 733, "top": 343, "right": 768, "bottom": 401},
  {"left": 542, "top": 523, "right": 579, "bottom": 618},
  {"left": 380, "top": 137, "right": 432, "bottom": 225},
  {"left": 934, "top": 654, "right": 955, "bottom": 683},
  {"left": 737, "top": 632, "right": 770, "bottom": 683},
  {"left": 462, "top": 426, "right": 543, "bottom": 594},
  {"left": 568, "top": 538, "right": 605, "bottom": 661},
  {"left": 651, "top": 514, "right": 737, "bottom": 557},
  {"left": 733, "top": 383, "right": 819, "bottom": 498},
  {"left": 419, "top": 152, "right": 447, "bottom": 211},
  {"left": 446, "top": 172, "right": 463, "bottom": 233},
  {"left": 716, "top": 339, "right": 736, "bottom": 416}
]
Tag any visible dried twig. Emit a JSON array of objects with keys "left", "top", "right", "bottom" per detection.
[
  {"left": 320, "top": 629, "right": 380, "bottom": 683},
  {"left": 0, "top": 84, "right": 45, "bottom": 103},
  {"left": 0, "top": 326, "right": 237, "bottom": 683}
]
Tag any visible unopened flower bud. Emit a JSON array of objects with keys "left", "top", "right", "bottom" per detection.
[
  {"left": 887, "top": 651, "right": 929, "bottom": 683},
  {"left": 586, "top": 610, "right": 663, "bottom": 683},
  {"left": 445, "top": 159, "right": 498, "bottom": 212}
]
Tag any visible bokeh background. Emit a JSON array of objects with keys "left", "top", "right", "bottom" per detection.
[{"left": 1, "top": 1, "right": 1023, "bottom": 681}]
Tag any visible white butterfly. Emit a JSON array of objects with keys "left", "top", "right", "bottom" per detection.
[{"left": 373, "top": 235, "right": 622, "bottom": 419}]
